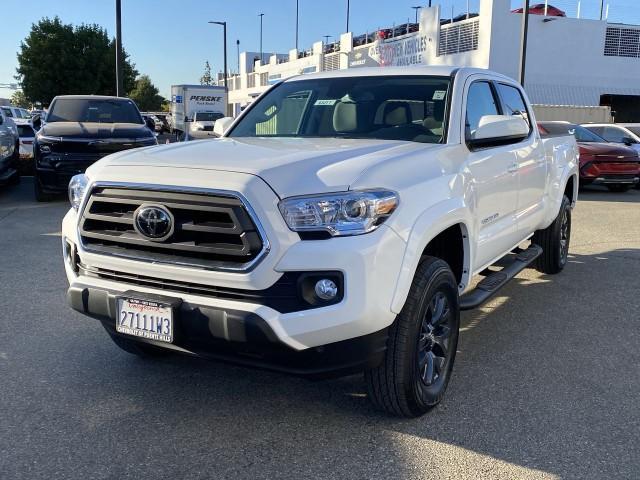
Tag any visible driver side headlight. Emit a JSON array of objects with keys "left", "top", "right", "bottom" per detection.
[
  {"left": 68, "top": 174, "right": 89, "bottom": 211},
  {"left": 278, "top": 189, "right": 399, "bottom": 237}
]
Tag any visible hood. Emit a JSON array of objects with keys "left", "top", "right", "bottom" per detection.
[
  {"left": 41, "top": 122, "right": 152, "bottom": 139},
  {"left": 97, "top": 137, "right": 439, "bottom": 197},
  {"left": 578, "top": 142, "right": 638, "bottom": 159}
]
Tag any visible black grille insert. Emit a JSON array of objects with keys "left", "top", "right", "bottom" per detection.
[{"left": 79, "top": 187, "right": 265, "bottom": 270}]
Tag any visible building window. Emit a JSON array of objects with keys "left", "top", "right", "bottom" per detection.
[
  {"left": 438, "top": 19, "right": 479, "bottom": 56},
  {"left": 260, "top": 73, "right": 268, "bottom": 86},
  {"left": 247, "top": 74, "right": 256, "bottom": 88},
  {"left": 604, "top": 26, "right": 640, "bottom": 58}
]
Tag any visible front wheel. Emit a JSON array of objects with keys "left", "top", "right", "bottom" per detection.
[
  {"left": 365, "top": 257, "right": 460, "bottom": 417},
  {"left": 532, "top": 194, "right": 571, "bottom": 274}
]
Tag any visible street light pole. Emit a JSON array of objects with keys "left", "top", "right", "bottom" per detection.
[
  {"left": 346, "top": 0, "right": 350, "bottom": 32},
  {"left": 295, "top": 0, "right": 299, "bottom": 51},
  {"left": 115, "top": 0, "right": 123, "bottom": 97},
  {"left": 519, "top": 0, "right": 530, "bottom": 86},
  {"left": 208, "top": 21, "right": 229, "bottom": 116},
  {"left": 258, "top": 13, "right": 264, "bottom": 64},
  {"left": 411, "top": 6, "right": 420, "bottom": 24}
]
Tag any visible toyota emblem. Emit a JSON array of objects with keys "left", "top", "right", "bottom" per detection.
[{"left": 133, "top": 204, "right": 174, "bottom": 241}]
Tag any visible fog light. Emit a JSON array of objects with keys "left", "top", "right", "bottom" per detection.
[{"left": 315, "top": 279, "right": 338, "bottom": 300}]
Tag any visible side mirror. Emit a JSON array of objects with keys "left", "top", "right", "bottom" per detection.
[
  {"left": 622, "top": 136, "right": 637, "bottom": 146},
  {"left": 0, "top": 115, "right": 3, "bottom": 125},
  {"left": 213, "top": 117, "right": 234, "bottom": 137},
  {"left": 468, "top": 115, "right": 529, "bottom": 148},
  {"left": 145, "top": 117, "right": 155, "bottom": 130}
]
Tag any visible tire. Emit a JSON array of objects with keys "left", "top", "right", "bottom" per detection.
[
  {"left": 107, "top": 331, "right": 171, "bottom": 358},
  {"left": 33, "top": 176, "right": 53, "bottom": 202},
  {"left": 606, "top": 184, "right": 630, "bottom": 193},
  {"left": 532, "top": 194, "right": 571, "bottom": 274},
  {"left": 365, "top": 256, "right": 460, "bottom": 417}
]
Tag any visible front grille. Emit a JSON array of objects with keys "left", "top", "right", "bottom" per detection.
[
  {"left": 79, "top": 264, "right": 343, "bottom": 313},
  {"left": 79, "top": 186, "right": 266, "bottom": 270}
]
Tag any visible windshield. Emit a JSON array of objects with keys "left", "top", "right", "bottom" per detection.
[
  {"left": 46, "top": 98, "right": 143, "bottom": 124},
  {"left": 625, "top": 126, "right": 640, "bottom": 137},
  {"left": 229, "top": 75, "right": 451, "bottom": 144},
  {"left": 195, "top": 112, "right": 224, "bottom": 122},
  {"left": 539, "top": 122, "right": 605, "bottom": 142}
]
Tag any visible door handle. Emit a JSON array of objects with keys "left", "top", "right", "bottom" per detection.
[{"left": 507, "top": 162, "right": 519, "bottom": 173}]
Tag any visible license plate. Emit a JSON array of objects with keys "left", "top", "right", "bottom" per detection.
[{"left": 116, "top": 297, "right": 173, "bottom": 343}]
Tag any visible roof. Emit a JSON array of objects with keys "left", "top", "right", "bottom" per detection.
[
  {"left": 51, "top": 95, "right": 129, "bottom": 100},
  {"left": 284, "top": 66, "right": 513, "bottom": 83}
]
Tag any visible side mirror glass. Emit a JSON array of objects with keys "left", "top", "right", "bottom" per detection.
[
  {"left": 468, "top": 115, "right": 529, "bottom": 148},
  {"left": 213, "top": 117, "right": 234, "bottom": 137}
]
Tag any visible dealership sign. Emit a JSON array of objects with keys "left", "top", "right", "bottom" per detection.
[{"left": 349, "top": 33, "right": 430, "bottom": 68}]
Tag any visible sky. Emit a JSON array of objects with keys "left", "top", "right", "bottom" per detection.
[{"left": 1, "top": 0, "right": 638, "bottom": 99}]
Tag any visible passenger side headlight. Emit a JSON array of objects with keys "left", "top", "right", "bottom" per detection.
[
  {"left": 68, "top": 174, "right": 89, "bottom": 211},
  {"left": 278, "top": 189, "right": 398, "bottom": 237}
]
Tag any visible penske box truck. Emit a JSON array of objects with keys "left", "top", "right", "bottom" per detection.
[{"left": 170, "top": 85, "right": 227, "bottom": 134}]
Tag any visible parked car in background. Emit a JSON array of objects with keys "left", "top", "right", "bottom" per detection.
[
  {"left": 1, "top": 105, "right": 31, "bottom": 126},
  {"left": 188, "top": 111, "right": 225, "bottom": 139},
  {"left": 34, "top": 95, "right": 157, "bottom": 201},
  {"left": 539, "top": 121, "right": 640, "bottom": 192},
  {"left": 17, "top": 124, "right": 36, "bottom": 159},
  {"left": 0, "top": 108, "right": 20, "bottom": 186},
  {"left": 581, "top": 123, "right": 640, "bottom": 154},
  {"left": 155, "top": 114, "right": 170, "bottom": 133}
]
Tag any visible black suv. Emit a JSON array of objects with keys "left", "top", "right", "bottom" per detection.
[{"left": 34, "top": 95, "right": 157, "bottom": 201}]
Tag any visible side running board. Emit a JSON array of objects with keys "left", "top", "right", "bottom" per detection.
[{"left": 459, "top": 244, "right": 542, "bottom": 311}]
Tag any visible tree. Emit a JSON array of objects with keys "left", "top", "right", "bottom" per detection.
[
  {"left": 15, "top": 17, "right": 138, "bottom": 105},
  {"left": 10, "top": 91, "right": 30, "bottom": 109},
  {"left": 128, "top": 75, "right": 164, "bottom": 111},
  {"left": 200, "top": 61, "right": 213, "bottom": 86}
]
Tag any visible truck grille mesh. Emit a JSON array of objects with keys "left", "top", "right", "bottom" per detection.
[{"left": 79, "top": 186, "right": 265, "bottom": 270}]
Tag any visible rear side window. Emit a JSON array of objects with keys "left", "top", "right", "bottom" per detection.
[
  {"left": 496, "top": 83, "right": 530, "bottom": 129},
  {"left": 2, "top": 107, "right": 13, "bottom": 117},
  {"left": 465, "top": 81, "right": 500, "bottom": 140}
]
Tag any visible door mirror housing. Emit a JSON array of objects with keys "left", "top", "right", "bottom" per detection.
[
  {"left": 145, "top": 117, "right": 155, "bottom": 130},
  {"left": 468, "top": 115, "right": 530, "bottom": 149},
  {"left": 213, "top": 116, "right": 234, "bottom": 137},
  {"left": 622, "top": 136, "right": 637, "bottom": 146}
]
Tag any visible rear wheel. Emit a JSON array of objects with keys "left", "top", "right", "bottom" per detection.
[
  {"left": 365, "top": 257, "right": 460, "bottom": 417},
  {"left": 606, "top": 184, "right": 631, "bottom": 193},
  {"left": 533, "top": 194, "right": 571, "bottom": 274}
]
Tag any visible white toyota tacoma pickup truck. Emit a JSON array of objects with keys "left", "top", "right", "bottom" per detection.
[{"left": 62, "top": 67, "right": 578, "bottom": 417}]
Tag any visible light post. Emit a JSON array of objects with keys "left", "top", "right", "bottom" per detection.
[
  {"left": 411, "top": 6, "right": 420, "bottom": 24},
  {"left": 295, "top": 0, "right": 299, "bottom": 51},
  {"left": 258, "top": 13, "right": 265, "bottom": 64},
  {"left": 519, "top": 0, "right": 530, "bottom": 86},
  {"left": 115, "top": 0, "right": 123, "bottom": 96},
  {"left": 346, "top": 0, "right": 350, "bottom": 32},
  {"left": 208, "top": 21, "right": 229, "bottom": 116}
]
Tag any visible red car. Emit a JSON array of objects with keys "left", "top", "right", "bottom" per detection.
[
  {"left": 538, "top": 121, "right": 640, "bottom": 192},
  {"left": 512, "top": 3, "right": 566, "bottom": 17}
]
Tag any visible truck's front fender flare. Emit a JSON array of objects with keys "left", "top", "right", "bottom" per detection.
[{"left": 390, "top": 198, "right": 473, "bottom": 314}]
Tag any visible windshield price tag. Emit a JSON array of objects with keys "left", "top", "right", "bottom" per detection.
[
  {"left": 314, "top": 99, "right": 337, "bottom": 106},
  {"left": 432, "top": 90, "right": 446, "bottom": 100}
]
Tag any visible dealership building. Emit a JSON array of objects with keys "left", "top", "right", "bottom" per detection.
[{"left": 223, "top": 0, "right": 640, "bottom": 121}]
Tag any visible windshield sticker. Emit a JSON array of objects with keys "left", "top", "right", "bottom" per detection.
[
  {"left": 432, "top": 90, "right": 446, "bottom": 101},
  {"left": 314, "top": 99, "right": 337, "bottom": 106}
]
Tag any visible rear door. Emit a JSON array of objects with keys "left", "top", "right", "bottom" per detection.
[
  {"left": 463, "top": 78, "right": 520, "bottom": 271},
  {"left": 494, "top": 82, "right": 548, "bottom": 238}
]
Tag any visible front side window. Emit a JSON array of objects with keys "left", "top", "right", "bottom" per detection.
[
  {"left": 46, "top": 98, "right": 143, "bottom": 124},
  {"left": 601, "top": 126, "right": 632, "bottom": 143},
  {"left": 465, "top": 81, "right": 499, "bottom": 140},
  {"left": 229, "top": 75, "right": 451, "bottom": 144},
  {"left": 496, "top": 83, "right": 530, "bottom": 129},
  {"left": 2, "top": 107, "right": 13, "bottom": 117}
]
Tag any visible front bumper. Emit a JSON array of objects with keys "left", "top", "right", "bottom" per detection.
[
  {"left": 67, "top": 282, "right": 388, "bottom": 377},
  {"left": 62, "top": 168, "right": 407, "bottom": 367}
]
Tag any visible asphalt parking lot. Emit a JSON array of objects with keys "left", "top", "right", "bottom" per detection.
[{"left": 0, "top": 179, "right": 638, "bottom": 480}]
